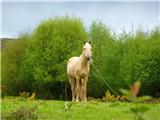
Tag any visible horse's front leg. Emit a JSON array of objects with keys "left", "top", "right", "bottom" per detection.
[
  {"left": 69, "top": 77, "right": 75, "bottom": 102},
  {"left": 75, "top": 76, "right": 80, "bottom": 102},
  {"left": 72, "top": 78, "right": 77, "bottom": 102}
]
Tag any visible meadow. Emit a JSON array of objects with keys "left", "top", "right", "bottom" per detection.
[{"left": 1, "top": 97, "right": 160, "bottom": 120}]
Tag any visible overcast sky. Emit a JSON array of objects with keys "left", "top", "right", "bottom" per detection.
[{"left": 1, "top": 1, "right": 160, "bottom": 38}]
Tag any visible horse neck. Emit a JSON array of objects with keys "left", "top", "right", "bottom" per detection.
[{"left": 79, "top": 53, "right": 89, "bottom": 69}]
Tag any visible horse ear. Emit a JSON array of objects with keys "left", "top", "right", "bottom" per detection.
[
  {"left": 89, "top": 41, "right": 91, "bottom": 44},
  {"left": 84, "top": 41, "right": 86, "bottom": 45}
]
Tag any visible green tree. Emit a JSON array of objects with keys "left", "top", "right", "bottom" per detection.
[
  {"left": 21, "top": 16, "right": 87, "bottom": 98},
  {"left": 88, "top": 21, "right": 121, "bottom": 97},
  {"left": 1, "top": 34, "right": 29, "bottom": 96},
  {"left": 119, "top": 27, "right": 160, "bottom": 97}
]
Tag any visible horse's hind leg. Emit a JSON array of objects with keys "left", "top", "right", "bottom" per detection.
[
  {"left": 83, "top": 80, "right": 87, "bottom": 102},
  {"left": 80, "top": 78, "right": 87, "bottom": 102},
  {"left": 82, "top": 78, "right": 88, "bottom": 102},
  {"left": 72, "top": 78, "right": 76, "bottom": 101},
  {"left": 79, "top": 78, "right": 84, "bottom": 101}
]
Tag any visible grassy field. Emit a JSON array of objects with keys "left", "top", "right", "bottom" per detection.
[{"left": 1, "top": 97, "right": 160, "bottom": 120}]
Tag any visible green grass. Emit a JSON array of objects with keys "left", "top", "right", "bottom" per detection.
[{"left": 1, "top": 97, "right": 160, "bottom": 120}]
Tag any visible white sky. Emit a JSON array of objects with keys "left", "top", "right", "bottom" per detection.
[{"left": 1, "top": 0, "right": 160, "bottom": 38}]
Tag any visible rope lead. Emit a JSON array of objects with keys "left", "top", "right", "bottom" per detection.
[{"left": 90, "top": 59, "right": 119, "bottom": 96}]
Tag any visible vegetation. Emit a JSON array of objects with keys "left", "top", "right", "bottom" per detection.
[
  {"left": 19, "top": 16, "right": 87, "bottom": 99},
  {"left": 1, "top": 34, "right": 30, "bottom": 96},
  {"left": 3, "top": 106, "right": 38, "bottom": 120},
  {"left": 102, "top": 90, "right": 127, "bottom": 102},
  {"left": 89, "top": 22, "right": 160, "bottom": 98},
  {"left": 121, "top": 81, "right": 151, "bottom": 120},
  {"left": 1, "top": 97, "right": 160, "bottom": 120},
  {"left": 1, "top": 16, "right": 160, "bottom": 99}
]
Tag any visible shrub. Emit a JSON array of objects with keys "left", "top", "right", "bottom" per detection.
[
  {"left": 121, "top": 81, "right": 151, "bottom": 120},
  {"left": 19, "top": 91, "right": 30, "bottom": 100},
  {"left": 3, "top": 106, "right": 38, "bottom": 120},
  {"left": 18, "top": 91, "right": 36, "bottom": 101},
  {"left": 102, "top": 90, "right": 127, "bottom": 102},
  {"left": 29, "top": 93, "right": 36, "bottom": 100}
]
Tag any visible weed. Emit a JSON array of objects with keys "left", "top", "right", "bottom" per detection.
[
  {"left": 28, "top": 93, "right": 36, "bottom": 101},
  {"left": 4, "top": 106, "right": 38, "bottom": 120},
  {"left": 102, "top": 90, "right": 127, "bottom": 102},
  {"left": 121, "top": 81, "right": 151, "bottom": 120},
  {"left": 19, "top": 91, "right": 30, "bottom": 100},
  {"left": 64, "top": 102, "right": 74, "bottom": 112},
  {"left": 19, "top": 91, "right": 36, "bottom": 101}
]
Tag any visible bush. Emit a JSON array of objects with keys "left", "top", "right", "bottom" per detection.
[
  {"left": 3, "top": 106, "right": 38, "bottom": 120},
  {"left": 102, "top": 90, "right": 127, "bottom": 102},
  {"left": 18, "top": 91, "right": 36, "bottom": 101}
]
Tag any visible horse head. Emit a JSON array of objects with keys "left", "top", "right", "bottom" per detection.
[{"left": 83, "top": 41, "right": 92, "bottom": 61}]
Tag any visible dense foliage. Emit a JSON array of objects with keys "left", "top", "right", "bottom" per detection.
[
  {"left": 118, "top": 28, "right": 160, "bottom": 97},
  {"left": 20, "top": 16, "right": 87, "bottom": 99},
  {"left": 1, "top": 16, "right": 160, "bottom": 99},
  {"left": 1, "top": 34, "right": 29, "bottom": 96},
  {"left": 89, "top": 23, "right": 160, "bottom": 97}
]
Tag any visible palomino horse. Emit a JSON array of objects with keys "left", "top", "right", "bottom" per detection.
[{"left": 67, "top": 41, "right": 92, "bottom": 102}]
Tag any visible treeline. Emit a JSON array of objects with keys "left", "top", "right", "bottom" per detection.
[{"left": 1, "top": 16, "right": 160, "bottom": 99}]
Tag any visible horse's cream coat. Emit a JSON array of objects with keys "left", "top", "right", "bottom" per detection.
[{"left": 67, "top": 42, "right": 91, "bottom": 102}]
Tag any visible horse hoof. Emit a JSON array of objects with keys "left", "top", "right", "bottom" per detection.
[{"left": 76, "top": 99, "right": 79, "bottom": 102}]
